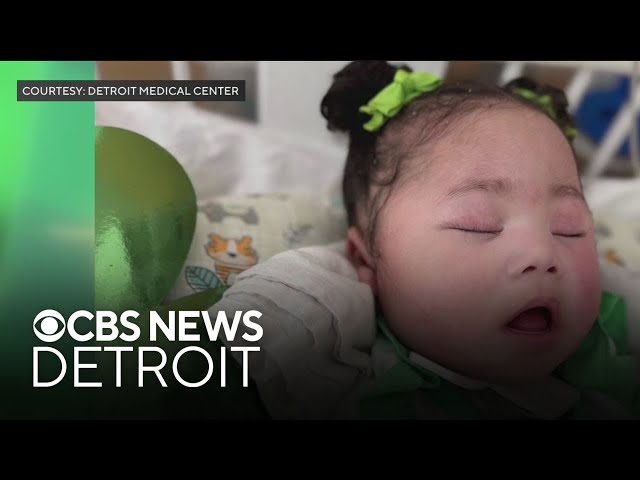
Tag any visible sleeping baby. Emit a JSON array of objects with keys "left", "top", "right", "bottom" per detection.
[{"left": 200, "top": 61, "right": 640, "bottom": 420}]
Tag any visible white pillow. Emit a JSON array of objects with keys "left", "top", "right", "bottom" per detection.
[
  {"left": 592, "top": 211, "right": 640, "bottom": 272},
  {"left": 167, "top": 192, "right": 347, "bottom": 303}
]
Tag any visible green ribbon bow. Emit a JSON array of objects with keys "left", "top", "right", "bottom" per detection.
[
  {"left": 359, "top": 69, "right": 442, "bottom": 132},
  {"left": 512, "top": 87, "right": 577, "bottom": 140},
  {"left": 512, "top": 87, "right": 556, "bottom": 119}
]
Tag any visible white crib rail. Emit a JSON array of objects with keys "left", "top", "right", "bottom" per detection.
[{"left": 499, "top": 61, "right": 640, "bottom": 182}]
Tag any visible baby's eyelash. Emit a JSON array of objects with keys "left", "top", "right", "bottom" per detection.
[
  {"left": 449, "top": 224, "right": 502, "bottom": 235},
  {"left": 554, "top": 232, "right": 586, "bottom": 238}
]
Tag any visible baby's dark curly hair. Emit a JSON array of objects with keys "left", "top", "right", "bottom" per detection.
[{"left": 320, "top": 61, "right": 577, "bottom": 252}]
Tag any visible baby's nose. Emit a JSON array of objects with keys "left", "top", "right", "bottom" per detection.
[
  {"left": 510, "top": 231, "right": 559, "bottom": 278},
  {"left": 521, "top": 263, "right": 557, "bottom": 274}
]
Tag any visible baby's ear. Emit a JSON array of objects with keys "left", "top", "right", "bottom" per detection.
[{"left": 345, "top": 226, "right": 378, "bottom": 296}]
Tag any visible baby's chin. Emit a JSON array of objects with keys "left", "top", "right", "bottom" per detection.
[
  {"left": 455, "top": 331, "right": 592, "bottom": 387},
  {"left": 409, "top": 332, "right": 578, "bottom": 388}
]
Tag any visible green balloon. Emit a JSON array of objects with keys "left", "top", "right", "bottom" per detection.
[{"left": 95, "top": 126, "right": 197, "bottom": 314}]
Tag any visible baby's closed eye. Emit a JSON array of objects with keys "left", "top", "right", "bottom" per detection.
[
  {"left": 550, "top": 211, "right": 590, "bottom": 238},
  {"left": 550, "top": 223, "right": 587, "bottom": 238},
  {"left": 445, "top": 222, "right": 503, "bottom": 235}
]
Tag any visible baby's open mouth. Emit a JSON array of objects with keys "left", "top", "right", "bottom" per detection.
[
  {"left": 507, "top": 306, "right": 552, "bottom": 334},
  {"left": 506, "top": 297, "right": 559, "bottom": 335}
]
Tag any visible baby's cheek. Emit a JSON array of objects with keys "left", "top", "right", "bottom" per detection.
[
  {"left": 568, "top": 241, "right": 602, "bottom": 321},
  {"left": 378, "top": 238, "right": 491, "bottom": 322}
]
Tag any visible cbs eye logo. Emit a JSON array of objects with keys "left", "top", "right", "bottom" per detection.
[{"left": 33, "top": 310, "right": 66, "bottom": 342}]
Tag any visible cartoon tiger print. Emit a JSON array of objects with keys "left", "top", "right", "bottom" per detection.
[{"left": 205, "top": 234, "right": 258, "bottom": 285}]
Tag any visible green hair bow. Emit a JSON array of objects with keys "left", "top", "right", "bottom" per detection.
[
  {"left": 512, "top": 87, "right": 578, "bottom": 140},
  {"left": 359, "top": 69, "right": 442, "bottom": 132}
]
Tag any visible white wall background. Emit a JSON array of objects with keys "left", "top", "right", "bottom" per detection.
[{"left": 255, "top": 61, "right": 449, "bottom": 157}]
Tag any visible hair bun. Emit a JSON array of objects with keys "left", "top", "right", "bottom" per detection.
[
  {"left": 503, "top": 76, "right": 575, "bottom": 139},
  {"left": 321, "top": 61, "right": 411, "bottom": 134}
]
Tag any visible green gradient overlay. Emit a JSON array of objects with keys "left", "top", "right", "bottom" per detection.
[{"left": 0, "top": 62, "right": 95, "bottom": 419}]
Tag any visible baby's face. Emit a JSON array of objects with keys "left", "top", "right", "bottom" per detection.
[{"left": 373, "top": 106, "right": 601, "bottom": 385}]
